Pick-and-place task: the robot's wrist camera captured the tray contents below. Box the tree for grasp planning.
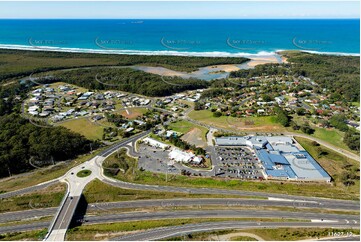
[344,129,360,151]
[296,108,306,116]
[194,102,203,111]
[329,114,349,132]
[213,111,222,117]
[261,94,273,102]
[300,123,315,135]
[274,106,290,127]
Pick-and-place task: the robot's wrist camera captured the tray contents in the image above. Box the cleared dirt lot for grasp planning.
[181,128,207,148]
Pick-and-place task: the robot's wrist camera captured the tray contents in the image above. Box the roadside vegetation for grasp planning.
[295,137,359,198]
[165,228,360,241]
[0,113,98,179]
[83,179,252,203]
[66,218,300,241]
[0,150,99,193]
[0,229,47,241]
[0,183,66,213]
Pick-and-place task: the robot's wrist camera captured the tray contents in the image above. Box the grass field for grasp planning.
[168,120,208,137]
[188,110,285,132]
[58,117,103,140]
[295,137,359,198]
[290,115,354,153]
[0,183,66,213]
[119,107,148,119]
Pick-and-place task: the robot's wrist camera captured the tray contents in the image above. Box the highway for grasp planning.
[0,209,358,234]
[111,221,358,241]
[100,175,360,205]
[1,197,359,225]
[0,126,358,241]
[79,210,359,224]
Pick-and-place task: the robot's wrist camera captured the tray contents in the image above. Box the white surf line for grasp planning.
[268,197,318,204]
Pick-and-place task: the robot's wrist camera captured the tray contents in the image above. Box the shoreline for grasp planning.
[0,44,359,58]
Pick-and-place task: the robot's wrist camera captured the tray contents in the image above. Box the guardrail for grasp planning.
[43,182,70,241]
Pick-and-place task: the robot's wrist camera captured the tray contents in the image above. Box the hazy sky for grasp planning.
[0,1,359,19]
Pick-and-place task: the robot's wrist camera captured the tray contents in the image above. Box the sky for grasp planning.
[0,1,359,19]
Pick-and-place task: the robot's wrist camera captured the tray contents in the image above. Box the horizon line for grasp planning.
[0,18,359,20]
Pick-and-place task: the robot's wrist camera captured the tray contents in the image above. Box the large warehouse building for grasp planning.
[215,136,331,182]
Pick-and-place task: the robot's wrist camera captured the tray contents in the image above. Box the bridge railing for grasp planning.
[44,183,70,240]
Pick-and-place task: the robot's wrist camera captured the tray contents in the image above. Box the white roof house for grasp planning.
[169,149,194,163]
[143,137,169,150]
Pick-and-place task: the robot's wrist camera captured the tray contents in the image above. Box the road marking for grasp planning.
[311,219,338,223]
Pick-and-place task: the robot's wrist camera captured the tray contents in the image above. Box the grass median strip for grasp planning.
[66,218,305,241]
[83,179,260,203]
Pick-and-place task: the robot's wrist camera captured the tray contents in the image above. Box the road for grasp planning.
[99,171,360,204]
[0,209,358,235]
[78,210,359,224]
[1,197,359,225]
[45,131,151,241]
[45,196,80,241]
[284,132,360,162]
[0,179,58,199]
[110,221,357,241]
[0,123,358,240]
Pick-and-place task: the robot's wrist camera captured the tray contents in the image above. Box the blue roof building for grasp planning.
[215,136,331,182]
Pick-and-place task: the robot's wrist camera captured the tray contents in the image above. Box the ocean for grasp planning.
[0,19,359,56]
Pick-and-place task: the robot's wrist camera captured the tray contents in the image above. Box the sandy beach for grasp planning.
[246,55,282,67]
